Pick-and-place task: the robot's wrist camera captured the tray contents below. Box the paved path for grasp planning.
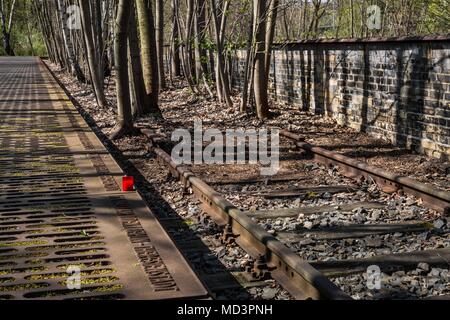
[0,57,207,300]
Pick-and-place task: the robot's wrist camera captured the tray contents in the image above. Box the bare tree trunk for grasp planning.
[25,1,35,56]
[0,0,17,56]
[302,0,307,38]
[282,6,290,40]
[93,0,107,79]
[128,3,146,116]
[155,0,166,90]
[174,0,198,92]
[240,8,255,113]
[42,2,62,65]
[107,0,115,69]
[79,0,107,108]
[264,0,278,80]
[209,0,233,107]
[57,0,85,82]
[111,0,134,140]
[335,0,342,38]
[185,0,196,82]
[53,1,69,67]
[218,0,231,98]
[253,0,269,119]
[194,0,207,82]
[34,0,53,60]
[136,0,162,116]
[350,0,355,38]
[171,0,181,77]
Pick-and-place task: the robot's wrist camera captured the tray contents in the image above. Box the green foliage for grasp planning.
[200,55,209,65]
[1,0,47,56]
[201,37,216,51]
[10,28,47,56]
[3,0,449,58]
[275,0,450,41]
[424,0,450,34]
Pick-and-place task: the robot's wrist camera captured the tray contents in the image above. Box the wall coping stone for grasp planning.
[273,35,450,48]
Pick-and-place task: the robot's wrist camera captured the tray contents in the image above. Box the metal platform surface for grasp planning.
[0,57,208,300]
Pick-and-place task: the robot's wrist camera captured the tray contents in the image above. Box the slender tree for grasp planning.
[209,0,233,108]
[171,0,181,77]
[264,0,278,80]
[57,0,85,82]
[111,0,134,139]
[253,0,269,119]
[79,0,107,108]
[136,0,162,116]
[0,0,17,56]
[129,2,147,116]
[194,0,207,82]
[240,6,255,113]
[155,0,166,90]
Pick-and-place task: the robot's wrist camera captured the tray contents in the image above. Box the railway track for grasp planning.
[142,129,450,300]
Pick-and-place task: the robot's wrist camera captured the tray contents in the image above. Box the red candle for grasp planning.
[122,176,135,192]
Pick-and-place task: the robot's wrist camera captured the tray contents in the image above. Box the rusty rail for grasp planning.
[143,130,351,300]
[280,130,450,215]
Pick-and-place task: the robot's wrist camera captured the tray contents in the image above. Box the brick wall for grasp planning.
[232,37,450,161]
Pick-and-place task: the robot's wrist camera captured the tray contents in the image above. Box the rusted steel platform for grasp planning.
[0,57,208,300]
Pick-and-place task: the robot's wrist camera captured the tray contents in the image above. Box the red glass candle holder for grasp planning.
[122,176,135,192]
